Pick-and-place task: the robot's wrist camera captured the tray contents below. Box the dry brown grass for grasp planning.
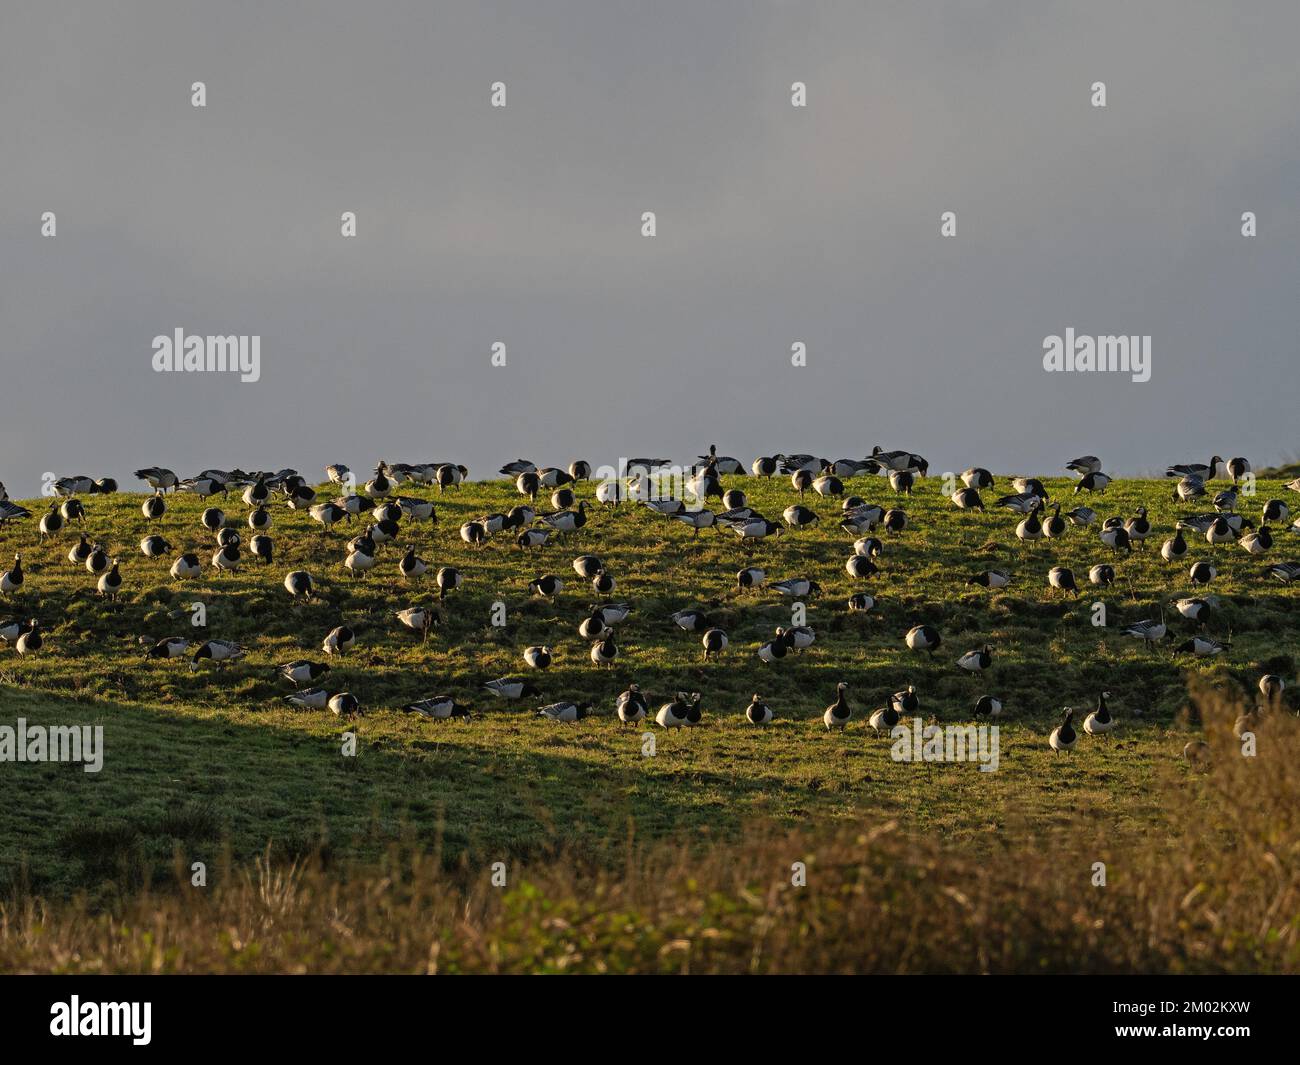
[2,692,1297,974]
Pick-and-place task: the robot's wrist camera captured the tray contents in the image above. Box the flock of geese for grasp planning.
[0,448,1296,753]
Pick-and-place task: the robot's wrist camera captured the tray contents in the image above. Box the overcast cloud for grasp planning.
[2,0,1297,494]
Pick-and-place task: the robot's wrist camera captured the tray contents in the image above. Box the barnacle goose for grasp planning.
[1066,455,1102,476]
[1189,561,1216,586]
[135,467,178,491]
[973,695,1003,718]
[590,629,619,667]
[211,543,240,572]
[698,445,745,476]
[1174,636,1229,656]
[888,470,914,495]
[1160,529,1188,562]
[405,696,471,720]
[328,692,361,717]
[460,520,488,546]
[190,639,245,671]
[284,570,314,599]
[1083,692,1114,736]
[1240,526,1273,555]
[782,504,819,529]
[529,574,564,598]
[364,463,393,498]
[757,631,791,662]
[1043,505,1067,538]
[38,504,64,539]
[1047,566,1079,596]
[1016,505,1044,543]
[772,577,821,597]
[1065,506,1097,527]
[1088,564,1115,587]
[1265,561,1300,583]
[435,566,462,600]
[1121,612,1167,644]
[996,491,1042,514]
[1073,471,1111,494]
[523,645,553,669]
[791,469,812,497]
[956,645,993,672]
[905,624,941,656]
[882,508,908,534]
[1259,674,1285,702]
[853,537,883,558]
[655,692,698,728]
[277,660,331,687]
[500,459,536,477]
[846,555,878,579]
[322,625,356,655]
[0,555,23,596]
[751,455,780,477]
[1166,456,1223,481]
[483,678,541,700]
[66,532,95,562]
[961,467,994,489]
[1173,597,1215,625]
[745,694,773,725]
[1262,499,1289,524]
[891,686,920,715]
[1172,475,1206,503]
[170,552,202,580]
[140,534,171,558]
[968,570,1010,590]
[249,535,273,565]
[822,682,851,731]
[1049,709,1077,752]
[591,602,631,626]
[1123,507,1152,548]
[868,702,900,735]
[325,463,352,486]
[343,546,376,578]
[950,487,984,511]
[616,684,648,723]
[736,567,765,591]
[86,545,110,575]
[15,620,42,656]
[700,627,728,660]
[1098,524,1131,553]
[143,636,189,661]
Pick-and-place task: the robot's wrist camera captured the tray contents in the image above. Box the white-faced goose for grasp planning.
[1015,506,1044,543]
[845,556,878,580]
[950,487,983,511]
[1049,709,1077,752]
[1189,561,1216,586]
[1240,526,1273,555]
[535,699,588,722]
[1174,596,1215,625]
[523,645,553,669]
[822,682,851,731]
[956,645,992,672]
[1088,564,1115,587]
[905,624,941,656]
[404,696,471,720]
[1174,636,1229,656]
[736,567,765,591]
[655,692,698,728]
[1121,612,1167,644]
[190,639,245,671]
[847,593,876,613]
[140,534,171,559]
[868,703,900,735]
[1160,529,1188,562]
[529,574,564,599]
[1266,562,1300,583]
[1073,471,1111,494]
[1066,455,1102,476]
[590,630,619,667]
[1166,456,1223,481]
[284,570,314,599]
[143,636,189,661]
[888,470,914,495]
[1083,692,1114,736]
[328,692,360,717]
[15,620,42,656]
[814,473,844,498]
[483,678,541,699]
[364,463,392,498]
[962,467,994,489]
[285,688,330,709]
[782,504,819,529]
[1047,566,1078,596]
[436,464,467,492]
[1,555,23,597]
[973,695,1003,718]
[1098,523,1131,553]
[322,625,356,655]
[135,467,178,492]
[995,491,1043,514]
[968,570,1010,590]
[39,504,64,538]
[170,553,202,580]
[698,627,728,661]
[277,660,331,687]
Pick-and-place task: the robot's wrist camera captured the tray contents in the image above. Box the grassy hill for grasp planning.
[0,471,1297,908]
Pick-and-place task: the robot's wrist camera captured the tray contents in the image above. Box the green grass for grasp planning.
[1,472,1296,900]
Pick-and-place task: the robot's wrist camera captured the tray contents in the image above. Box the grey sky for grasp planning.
[2,0,1297,496]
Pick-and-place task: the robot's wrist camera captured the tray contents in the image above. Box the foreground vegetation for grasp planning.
[0,469,1296,970]
[2,694,1296,973]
